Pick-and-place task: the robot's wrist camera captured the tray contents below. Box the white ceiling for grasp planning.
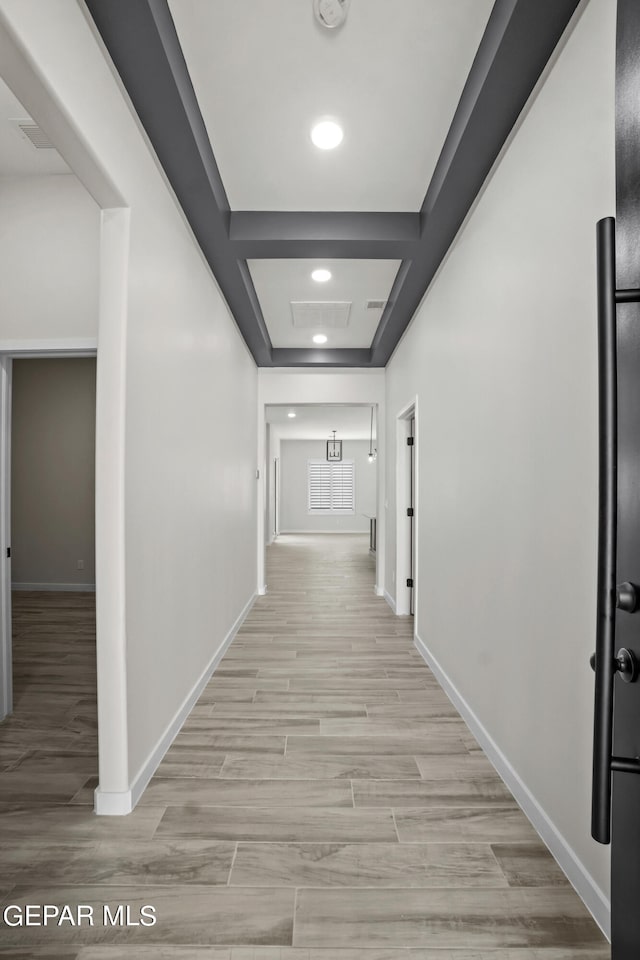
[249,258,399,348]
[0,77,70,177]
[266,404,375,440]
[168,0,494,212]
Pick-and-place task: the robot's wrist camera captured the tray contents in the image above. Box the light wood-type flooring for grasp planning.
[0,535,609,957]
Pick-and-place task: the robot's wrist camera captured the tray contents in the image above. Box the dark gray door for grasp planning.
[611,3,640,954]
[592,4,640,956]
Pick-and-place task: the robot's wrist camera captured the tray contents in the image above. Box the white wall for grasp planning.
[385,0,613,932]
[0,0,258,809]
[0,174,99,344]
[12,358,96,588]
[280,438,375,533]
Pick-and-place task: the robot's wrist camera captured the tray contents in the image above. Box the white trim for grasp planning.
[383,588,396,613]
[414,631,611,941]
[94,591,257,816]
[0,339,97,356]
[92,788,131,817]
[12,582,96,592]
[279,529,368,535]
[375,584,384,597]
[257,584,268,596]
[394,399,418,617]
[94,206,130,799]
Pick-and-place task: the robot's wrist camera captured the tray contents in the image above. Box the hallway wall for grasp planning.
[280,438,375,534]
[11,358,96,589]
[0,174,99,344]
[385,0,613,930]
[0,0,258,808]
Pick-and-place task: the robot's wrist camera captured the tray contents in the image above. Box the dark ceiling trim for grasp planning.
[229,212,420,260]
[84,0,582,368]
[270,348,375,368]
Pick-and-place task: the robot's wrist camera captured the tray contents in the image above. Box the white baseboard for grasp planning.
[12,582,96,592]
[383,588,396,612]
[413,632,611,941]
[279,529,368,535]
[375,585,384,597]
[94,591,257,816]
[257,584,268,596]
[93,788,131,816]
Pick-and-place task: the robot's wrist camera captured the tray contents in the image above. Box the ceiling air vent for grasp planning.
[313,0,350,29]
[14,119,55,149]
[366,299,387,310]
[291,302,351,329]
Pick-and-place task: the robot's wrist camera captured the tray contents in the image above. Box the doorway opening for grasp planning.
[262,403,379,594]
[4,357,97,790]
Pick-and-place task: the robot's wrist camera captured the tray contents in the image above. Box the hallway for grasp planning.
[0,534,608,955]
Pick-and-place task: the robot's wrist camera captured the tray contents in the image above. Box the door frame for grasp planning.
[395,398,418,618]
[273,455,280,539]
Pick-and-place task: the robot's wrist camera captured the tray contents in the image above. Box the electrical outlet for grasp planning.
[77,560,84,570]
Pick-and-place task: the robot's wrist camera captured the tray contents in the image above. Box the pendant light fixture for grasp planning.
[368,406,377,462]
[327,430,342,462]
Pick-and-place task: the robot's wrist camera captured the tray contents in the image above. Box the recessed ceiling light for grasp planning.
[311,119,343,150]
[287,411,296,418]
[313,334,328,344]
[311,268,331,283]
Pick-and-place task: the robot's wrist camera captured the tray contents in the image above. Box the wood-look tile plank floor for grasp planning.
[0,536,609,958]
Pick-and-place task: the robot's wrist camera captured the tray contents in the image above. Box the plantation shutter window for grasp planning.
[308,460,355,515]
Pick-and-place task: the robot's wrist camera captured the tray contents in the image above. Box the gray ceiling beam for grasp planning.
[370,0,581,365]
[269,348,376,368]
[83,0,273,365]
[85,0,582,369]
[229,212,421,260]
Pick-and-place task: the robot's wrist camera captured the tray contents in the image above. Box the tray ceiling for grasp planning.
[83,0,583,368]
[249,259,400,349]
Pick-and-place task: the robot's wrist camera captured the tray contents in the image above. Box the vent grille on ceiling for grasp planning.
[291,301,352,328]
[15,120,55,149]
[366,299,387,310]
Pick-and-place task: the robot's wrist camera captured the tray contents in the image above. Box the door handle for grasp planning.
[592,218,640,845]
[589,647,639,684]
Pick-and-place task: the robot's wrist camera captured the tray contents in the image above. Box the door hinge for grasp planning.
[407,436,414,446]
[406,578,414,588]
[406,507,414,517]
[6,547,10,559]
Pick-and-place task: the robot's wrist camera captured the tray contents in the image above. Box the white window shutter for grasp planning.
[308,460,355,515]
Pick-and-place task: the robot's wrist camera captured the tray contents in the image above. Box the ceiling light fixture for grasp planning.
[311,119,343,150]
[368,406,377,463]
[327,430,342,462]
[288,411,296,418]
[313,334,328,344]
[311,268,331,283]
